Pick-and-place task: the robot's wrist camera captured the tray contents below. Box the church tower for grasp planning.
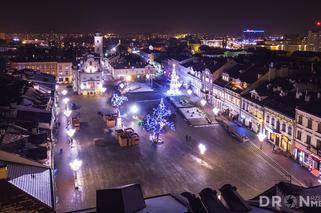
[94,33,103,58]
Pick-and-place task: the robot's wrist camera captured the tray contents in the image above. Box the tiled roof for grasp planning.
[0,151,53,212]
[298,100,321,117]
[0,181,54,213]
[4,162,53,207]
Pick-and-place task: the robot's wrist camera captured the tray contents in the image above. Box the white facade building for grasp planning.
[73,55,104,95]
[295,103,321,177]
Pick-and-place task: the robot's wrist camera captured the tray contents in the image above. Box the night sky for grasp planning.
[0,0,320,34]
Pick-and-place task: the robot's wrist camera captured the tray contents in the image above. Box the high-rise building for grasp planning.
[307,29,321,52]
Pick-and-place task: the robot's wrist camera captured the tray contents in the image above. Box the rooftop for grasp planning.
[0,150,54,212]
[109,53,148,69]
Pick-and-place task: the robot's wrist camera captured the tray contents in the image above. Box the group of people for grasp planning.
[185,135,192,142]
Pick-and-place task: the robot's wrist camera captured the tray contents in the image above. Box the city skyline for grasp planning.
[0,0,320,34]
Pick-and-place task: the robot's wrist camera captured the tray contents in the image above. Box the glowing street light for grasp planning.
[130,104,139,119]
[66,128,76,138]
[61,89,68,96]
[187,89,192,95]
[119,83,125,89]
[63,97,70,104]
[130,104,139,114]
[70,159,82,172]
[146,74,150,79]
[257,132,266,150]
[64,109,72,117]
[198,143,207,163]
[100,87,106,93]
[212,107,220,115]
[200,99,206,107]
[69,159,82,189]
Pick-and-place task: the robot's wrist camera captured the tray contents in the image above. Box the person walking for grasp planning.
[189,135,192,141]
[185,135,188,142]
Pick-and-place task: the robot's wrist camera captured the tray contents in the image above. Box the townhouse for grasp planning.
[295,100,321,177]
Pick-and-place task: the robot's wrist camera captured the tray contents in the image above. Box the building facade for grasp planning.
[307,30,321,52]
[11,61,73,84]
[264,107,294,154]
[295,105,321,177]
[73,55,104,95]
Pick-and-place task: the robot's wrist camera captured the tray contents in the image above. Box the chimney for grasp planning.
[257,73,262,79]
[0,164,8,180]
[296,89,300,99]
[305,91,310,102]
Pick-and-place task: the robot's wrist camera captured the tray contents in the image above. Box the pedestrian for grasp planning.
[60,148,63,154]
[185,135,188,142]
[189,135,192,141]
[272,144,276,152]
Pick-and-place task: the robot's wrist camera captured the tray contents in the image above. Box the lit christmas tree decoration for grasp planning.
[142,98,175,144]
[111,93,128,111]
[166,64,181,96]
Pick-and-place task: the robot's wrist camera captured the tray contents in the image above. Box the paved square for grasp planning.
[55,91,292,212]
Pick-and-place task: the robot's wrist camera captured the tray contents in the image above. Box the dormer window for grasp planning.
[222,73,229,81]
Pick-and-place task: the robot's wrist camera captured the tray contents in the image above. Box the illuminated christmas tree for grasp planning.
[166,64,181,96]
[142,98,175,143]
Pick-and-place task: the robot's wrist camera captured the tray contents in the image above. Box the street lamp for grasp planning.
[187,89,192,95]
[212,107,220,115]
[64,109,72,117]
[257,132,266,150]
[69,159,82,189]
[198,143,207,163]
[63,97,70,104]
[61,89,68,96]
[200,99,206,107]
[66,128,76,138]
[130,104,139,119]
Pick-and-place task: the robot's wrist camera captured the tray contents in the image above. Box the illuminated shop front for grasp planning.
[265,126,292,153]
[294,142,321,179]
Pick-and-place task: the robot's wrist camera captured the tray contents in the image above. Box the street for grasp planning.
[55,90,293,212]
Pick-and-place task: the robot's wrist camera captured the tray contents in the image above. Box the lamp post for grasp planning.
[187,89,192,95]
[198,143,207,163]
[212,107,220,116]
[66,128,76,138]
[130,104,139,119]
[61,89,68,96]
[64,109,72,117]
[69,159,82,189]
[257,132,266,150]
[63,97,69,105]
[200,99,206,107]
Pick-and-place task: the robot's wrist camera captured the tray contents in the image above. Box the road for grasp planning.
[54,89,291,212]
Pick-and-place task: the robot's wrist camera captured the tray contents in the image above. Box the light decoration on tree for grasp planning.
[142,98,175,143]
[111,93,128,111]
[166,64,181,96]
[111,93,128,128]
